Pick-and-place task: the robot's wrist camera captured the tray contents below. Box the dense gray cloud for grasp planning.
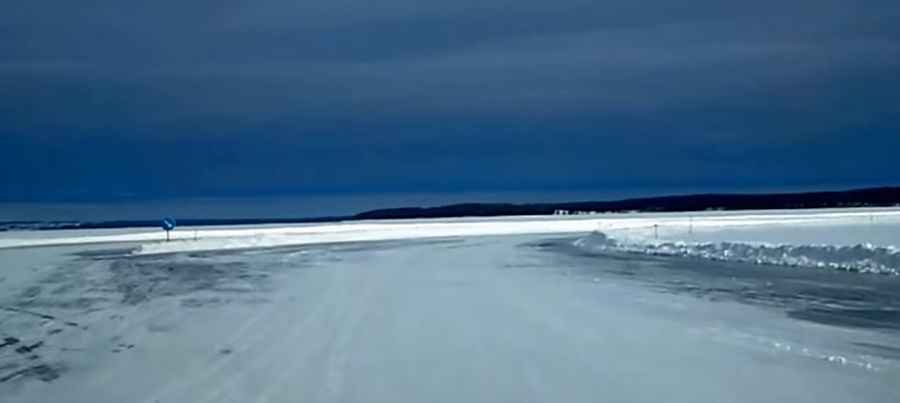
[1,0,899,203]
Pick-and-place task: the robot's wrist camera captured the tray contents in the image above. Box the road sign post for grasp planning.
[161,217,177,242]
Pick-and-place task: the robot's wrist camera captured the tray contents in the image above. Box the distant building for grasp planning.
[554,209,597,216]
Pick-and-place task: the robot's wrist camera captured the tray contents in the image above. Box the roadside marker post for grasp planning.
[161,217,177,242]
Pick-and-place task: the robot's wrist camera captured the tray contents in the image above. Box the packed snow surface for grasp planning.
[2,208,900,402]
[2,235,899,402]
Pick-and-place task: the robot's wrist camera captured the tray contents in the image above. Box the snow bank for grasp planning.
[133,220,600,255]
[572,207,900,275]
[575,232,900,275]
[135,207,900,255]
[2,207,899,256]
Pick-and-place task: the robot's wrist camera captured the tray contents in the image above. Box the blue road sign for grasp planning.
[161,217,177,231]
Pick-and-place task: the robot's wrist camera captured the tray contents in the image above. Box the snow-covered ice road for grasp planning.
[1,234,899,402]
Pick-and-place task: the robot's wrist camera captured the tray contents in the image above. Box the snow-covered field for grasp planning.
[3,207,900,258]
[1,208,899,402]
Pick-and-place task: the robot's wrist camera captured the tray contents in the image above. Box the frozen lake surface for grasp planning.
[1,211,899,402]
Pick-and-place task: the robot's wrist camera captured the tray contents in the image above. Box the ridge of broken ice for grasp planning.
[574,232,900,275]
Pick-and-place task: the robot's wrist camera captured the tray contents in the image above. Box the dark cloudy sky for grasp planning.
[2,0,899,206]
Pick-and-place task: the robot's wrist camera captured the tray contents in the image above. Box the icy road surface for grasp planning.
[2,234,899,402]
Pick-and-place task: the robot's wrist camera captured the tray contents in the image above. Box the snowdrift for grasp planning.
[574,232,900,275]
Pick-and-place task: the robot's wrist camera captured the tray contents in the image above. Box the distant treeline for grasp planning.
[353,186,900,220]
